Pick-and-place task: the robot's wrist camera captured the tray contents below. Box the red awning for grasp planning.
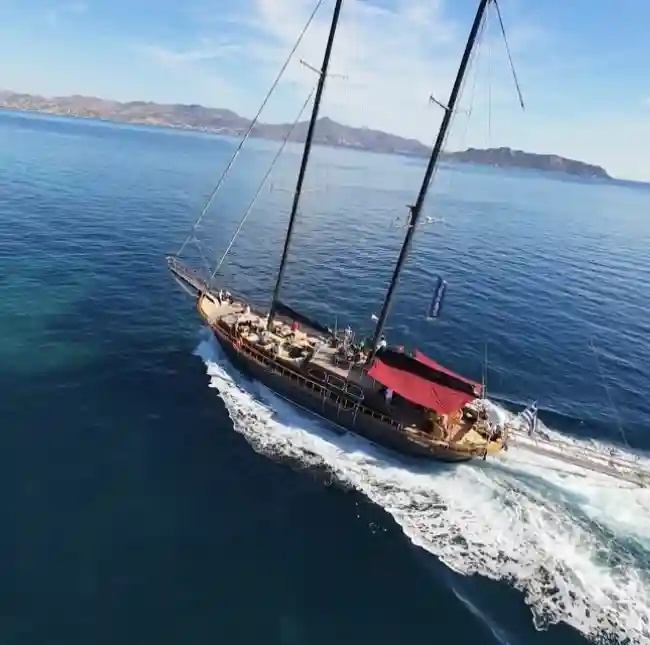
[367,355,477,415]
[414,349,482,395]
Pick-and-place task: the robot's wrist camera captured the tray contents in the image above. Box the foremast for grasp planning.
[268,0,345,327]
[367,0,491,362]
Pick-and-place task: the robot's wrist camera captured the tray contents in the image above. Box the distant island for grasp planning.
[0,90,610,179]
[443,147,610,179]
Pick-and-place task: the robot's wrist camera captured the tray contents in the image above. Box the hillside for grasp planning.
[0,90,610,178]
[443,146,610,179]
[0,90,429,156]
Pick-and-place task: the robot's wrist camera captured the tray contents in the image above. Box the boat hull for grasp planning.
[208,323,475,463]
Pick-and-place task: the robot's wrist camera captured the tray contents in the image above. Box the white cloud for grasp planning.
[65,1,87,12]
[132,37,248,110]
[243,0,469,140]
[140,0,540,134]
[135,39,241,70]
[207,0,540,143]
[47,1,87,25]
[138,0,650,180]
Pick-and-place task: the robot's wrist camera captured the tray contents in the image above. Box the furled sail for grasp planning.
[272,300,332,335]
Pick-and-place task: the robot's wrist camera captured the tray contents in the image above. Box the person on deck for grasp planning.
[342,326,352,353]
[377,334,387,353]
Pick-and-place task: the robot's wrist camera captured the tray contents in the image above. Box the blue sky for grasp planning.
[1,0,649,181]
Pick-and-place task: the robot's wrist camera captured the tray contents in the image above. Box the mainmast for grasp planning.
[367,0,490,361]
[268,0,344,325]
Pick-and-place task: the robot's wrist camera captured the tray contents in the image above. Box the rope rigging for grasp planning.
[393,6,489,231]
[209,85,317,286]
[492,0,525,110]
[589,339,632,451]
[395,0,522,232]
[175,0,325,261]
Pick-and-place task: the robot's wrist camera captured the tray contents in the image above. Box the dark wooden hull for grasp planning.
[208,322,473,463]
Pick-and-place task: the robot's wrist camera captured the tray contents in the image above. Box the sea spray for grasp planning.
[195,332,650,645]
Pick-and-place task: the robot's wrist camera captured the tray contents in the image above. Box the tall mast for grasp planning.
[367,0,490,361]
[268,0,344,324]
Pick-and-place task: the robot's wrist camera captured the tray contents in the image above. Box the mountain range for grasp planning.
[0,90,610,179]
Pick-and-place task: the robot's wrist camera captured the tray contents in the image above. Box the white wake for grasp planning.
[195,332,650,644]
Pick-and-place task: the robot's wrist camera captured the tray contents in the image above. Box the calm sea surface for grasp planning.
[1,109,650,645]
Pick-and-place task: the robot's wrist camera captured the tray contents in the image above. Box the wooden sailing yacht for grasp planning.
[168,0,508,462]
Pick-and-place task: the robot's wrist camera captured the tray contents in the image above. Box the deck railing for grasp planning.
[198,297,494,457]
[210,316,402,430]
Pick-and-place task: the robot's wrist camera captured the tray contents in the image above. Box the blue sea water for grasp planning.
[1,108,650,645]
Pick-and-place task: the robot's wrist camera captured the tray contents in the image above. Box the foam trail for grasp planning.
[194,332,650,645]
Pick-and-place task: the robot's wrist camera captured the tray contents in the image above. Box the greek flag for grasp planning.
[427,276,447,319]
[520,402,538,436]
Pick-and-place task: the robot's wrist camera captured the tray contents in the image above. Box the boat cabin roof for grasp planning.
[367,348,481,415]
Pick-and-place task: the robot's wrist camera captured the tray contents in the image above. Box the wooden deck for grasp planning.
[200,292,373,390]
[192,285,503,455]
[169,266,650,478]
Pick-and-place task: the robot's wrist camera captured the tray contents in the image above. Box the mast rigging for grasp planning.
[268,0,345,326]
[367,0,491,362]
[173,0,325,275]
[209,85,318,281]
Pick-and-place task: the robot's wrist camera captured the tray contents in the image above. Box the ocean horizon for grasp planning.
[3,106,646,186]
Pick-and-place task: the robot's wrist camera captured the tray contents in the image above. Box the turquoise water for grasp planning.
[2,109,650,644]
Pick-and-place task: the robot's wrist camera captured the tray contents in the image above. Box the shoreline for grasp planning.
[0,102,613,181]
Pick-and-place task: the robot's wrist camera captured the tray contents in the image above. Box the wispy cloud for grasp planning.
[133,35,247,108]
[47,1,88,26]
[141,0,540,144]
[132,0,650,180]
[4,0,649,180]
[135,39,241,70]
[240,0,465,138]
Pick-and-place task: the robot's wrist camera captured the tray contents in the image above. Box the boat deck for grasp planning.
[200,293,360,369]
[200,292,379,394]
[167,260,647,477]
[191,286,501,454]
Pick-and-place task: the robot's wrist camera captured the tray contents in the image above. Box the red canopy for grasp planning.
[367,350,480,415]
[414,349,482,395]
